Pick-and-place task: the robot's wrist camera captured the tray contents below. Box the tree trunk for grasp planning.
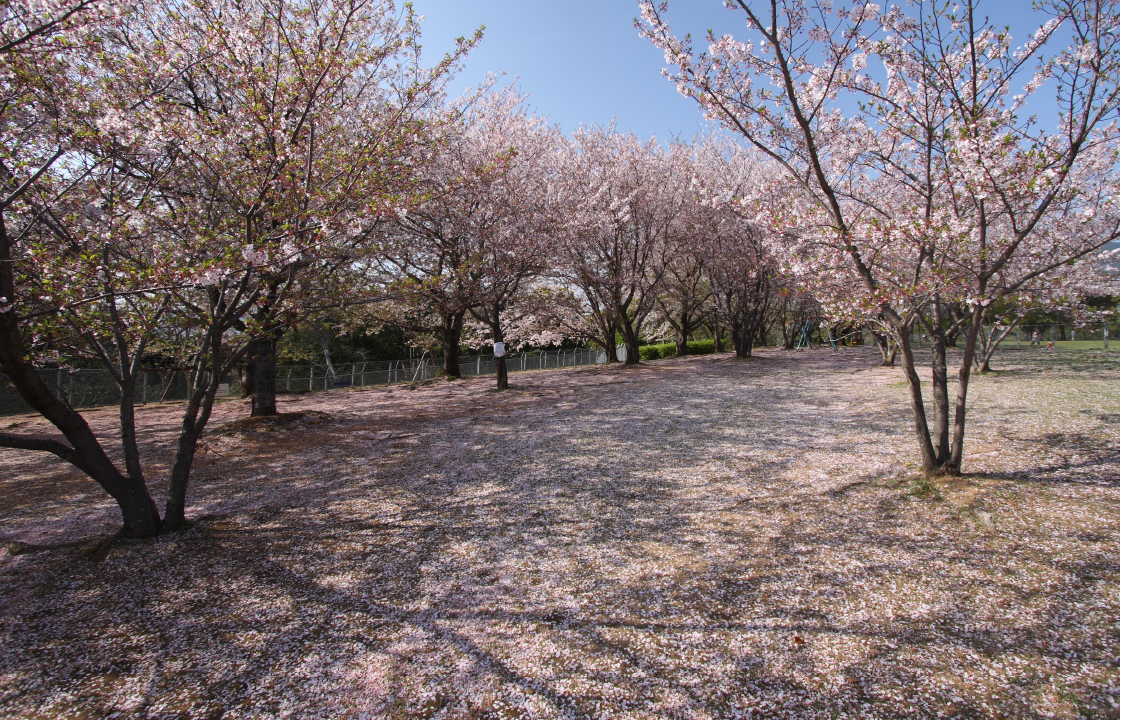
[495,354,508,390]
[489,309,509,391]
[975,321,1017,373]
[117,372,146,485]
[929,337,951,466]
[782,320,797,350]
[236,354,256,399]
[948,304,984,472]
[732,315,754,358]
[894,329,941,476]
[676,309,690,356]
[603,337,619,363]
[251,336,278,416]
[440,311,465,378]
[755,322,768,349]
[621,319,641,365]
[164,360,223,530]
[164,387,212,530]
[869,324,897,366]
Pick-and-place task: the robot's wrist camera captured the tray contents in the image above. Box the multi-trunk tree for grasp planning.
[0,0,472,535]
[640,0,1118,476]
[550,128,685,364]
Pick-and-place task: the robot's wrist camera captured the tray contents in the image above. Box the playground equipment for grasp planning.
[795,319,838,351]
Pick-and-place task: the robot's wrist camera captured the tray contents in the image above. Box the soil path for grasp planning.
[0,346,1117,718]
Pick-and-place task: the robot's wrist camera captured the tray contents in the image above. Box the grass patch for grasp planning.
[909,474,944,499]
[638,339,716,360]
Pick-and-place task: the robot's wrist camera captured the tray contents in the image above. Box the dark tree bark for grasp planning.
[603,335,620,363]
[495,353,508,390]
[251,335,278,416]
[236,352,256,400]
[593,315,619,363]
[729,310,750,358]
[620,313,642,365]
[478,301,509,390]
[894,329,941,475]
[782,317,805,350]
[723,277,770,359]
[930,336,951,461]
[948,304,985,469]
[755,314,773,348]
[675,309,690,356]
[164,322,248,530]
[440,311,465,378]
[890,297,987,477]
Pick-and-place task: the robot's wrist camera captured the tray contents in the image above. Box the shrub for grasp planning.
[636,339,716,360]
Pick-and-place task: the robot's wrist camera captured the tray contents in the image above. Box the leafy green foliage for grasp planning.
[638,339,715,360]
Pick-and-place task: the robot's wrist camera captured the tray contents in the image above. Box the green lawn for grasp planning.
[991,339,1119,351]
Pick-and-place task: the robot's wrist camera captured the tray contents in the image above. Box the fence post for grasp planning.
[286,367,292,392]
[142,371,148,405]
[476,355,480,376]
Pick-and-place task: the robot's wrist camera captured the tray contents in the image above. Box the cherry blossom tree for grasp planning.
[114,0,472,417]
[640,0,1118,476]
[0,0,475,535]
[691,137,783,358]
[653,194,714,356]
[551,127,685,364]
[370,83,534,379]
[0,0,169,537]
[462,91,564,389]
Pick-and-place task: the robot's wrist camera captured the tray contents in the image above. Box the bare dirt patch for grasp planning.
[0,346,1117,718]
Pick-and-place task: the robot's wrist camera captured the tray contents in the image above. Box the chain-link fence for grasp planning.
[789,322,1116,348]
[0,348,606,417]
[267,348,604,393]
[0,368,197,417]
[905,322,1115,348]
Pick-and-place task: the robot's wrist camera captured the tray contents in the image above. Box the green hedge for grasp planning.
[637,339,715,360]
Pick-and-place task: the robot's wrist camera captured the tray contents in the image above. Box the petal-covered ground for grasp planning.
[0,346,1117,719]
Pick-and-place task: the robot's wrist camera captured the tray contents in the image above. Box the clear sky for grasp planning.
[410,0,1054,141]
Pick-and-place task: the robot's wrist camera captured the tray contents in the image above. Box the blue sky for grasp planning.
[411,0,1053,141]
[411,0,752,139]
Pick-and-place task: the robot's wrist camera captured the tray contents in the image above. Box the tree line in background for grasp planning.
[0,0,1116,537]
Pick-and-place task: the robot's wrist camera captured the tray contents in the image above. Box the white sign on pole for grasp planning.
[493,342,506,358]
